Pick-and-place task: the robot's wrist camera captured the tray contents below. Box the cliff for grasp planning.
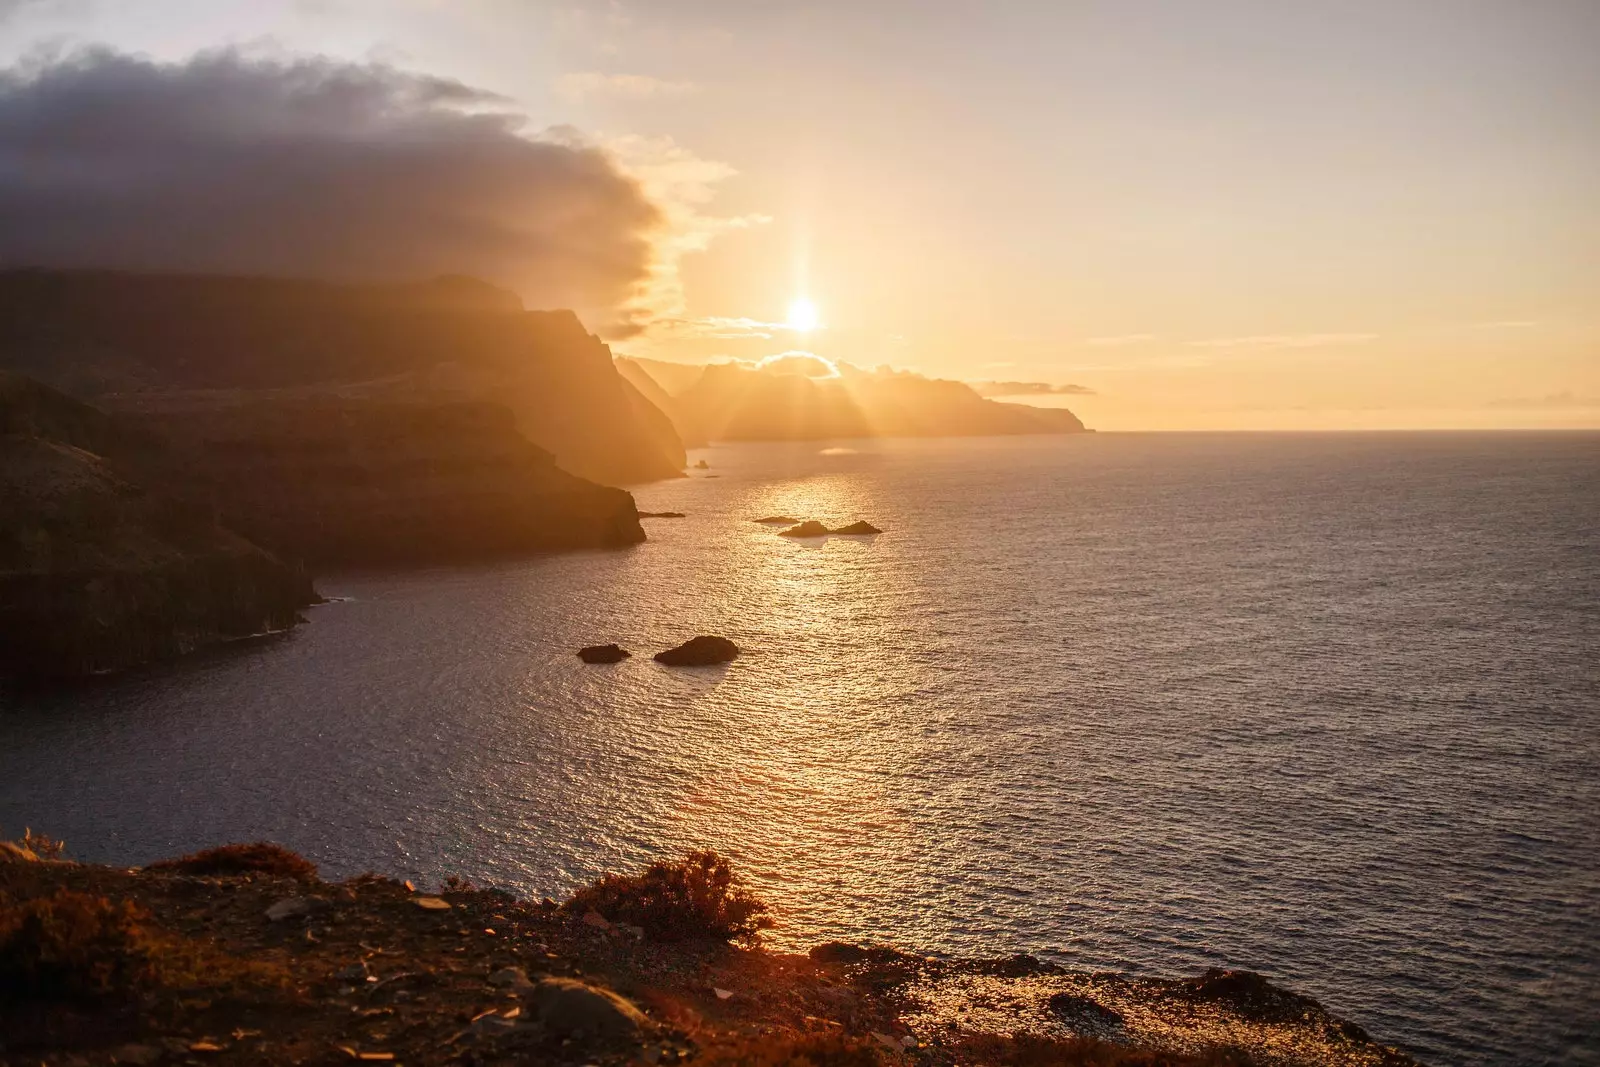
[631,359,1088,443]
[119,395,647,566]
[0,841,1420,1067]
[0,374,313,680]
[0,270,686,485]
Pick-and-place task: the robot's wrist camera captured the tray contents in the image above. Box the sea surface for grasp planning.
[3,432,1597,1065]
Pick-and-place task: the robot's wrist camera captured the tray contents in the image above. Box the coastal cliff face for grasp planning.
[0,270,686,485]
[0,375,313,679]
[627,358,1088,443]
[126,397,647,566]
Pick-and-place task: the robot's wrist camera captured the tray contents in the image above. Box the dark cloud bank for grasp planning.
[0,49,659,319]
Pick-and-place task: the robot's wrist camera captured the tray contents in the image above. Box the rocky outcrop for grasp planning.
[654,635,740,666]
[0,373,314,679]
[127,396,646,566]
[830,521,882,535]
[0,270,686,485]
[753,516,802,525]
[779,521,831,538]
[577,644,631,664]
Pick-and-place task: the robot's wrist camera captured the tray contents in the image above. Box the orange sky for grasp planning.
[2,0,1596,429]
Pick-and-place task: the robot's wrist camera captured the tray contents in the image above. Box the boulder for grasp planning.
[654,635,739,666]
[1048,991,1124,1028]
[830,521,882,535]
[693,460,710,470]
[528,977,649,1041]
[779,521,830,538]
[578,644,631,664]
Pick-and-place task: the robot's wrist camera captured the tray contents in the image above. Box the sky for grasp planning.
[1,0,1596,429]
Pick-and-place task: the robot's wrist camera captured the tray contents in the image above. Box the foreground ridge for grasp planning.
[0,843,1420,1066]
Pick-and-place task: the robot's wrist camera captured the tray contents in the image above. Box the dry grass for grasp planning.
[0,889,157,1000]
[699,1032,887,1066]
[565,849,775,944]
[145,842,317,880]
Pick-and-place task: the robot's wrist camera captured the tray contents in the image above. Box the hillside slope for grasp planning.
[0,270,686,485]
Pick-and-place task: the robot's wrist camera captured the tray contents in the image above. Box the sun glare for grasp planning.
[787,297,821,333]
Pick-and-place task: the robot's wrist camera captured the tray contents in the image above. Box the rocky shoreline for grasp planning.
[0,843,1420,1067]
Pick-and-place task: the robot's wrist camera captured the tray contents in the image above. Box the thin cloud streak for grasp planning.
[1188,333,1378,350]
[556,71,700,100]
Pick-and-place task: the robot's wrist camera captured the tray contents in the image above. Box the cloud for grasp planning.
[1188,333,1377,350]
[1488,391,1600,409]
[969,380,1097,398]
[556,71,699,100]
[0,48,663,325]
[1084,334,1157,347]
[600,132,771,338]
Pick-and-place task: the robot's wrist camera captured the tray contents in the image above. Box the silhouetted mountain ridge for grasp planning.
[0,269,685,485]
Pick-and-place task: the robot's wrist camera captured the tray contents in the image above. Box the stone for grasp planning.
[0,841,38,863]
[529,977,650,1041]
[489,966,535,991]
[693,460,710,469]
[336,961,372,983]
[1048,991,1124,1028]
[582,909,612,930]
[413,896,452,911]
[779,520,830,538]
[578,644,631,664]
[654,635,740,667]
[638,512,686,518]
[830,520,882,535]
[753,516,802,525]
[265,896,316,922]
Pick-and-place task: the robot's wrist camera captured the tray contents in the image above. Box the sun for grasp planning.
[786,297,821,333]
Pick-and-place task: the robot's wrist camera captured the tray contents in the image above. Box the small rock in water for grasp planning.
[753,515,802,525]
[654,635,740,666]
[638,511,686,518]
[830,520,882,535]
[693,459,710,469]
[578,644,631,664]
[779,520,830,538]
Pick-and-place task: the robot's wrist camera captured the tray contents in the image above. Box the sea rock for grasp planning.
[0,841,39,863]
[578,644,631,664]
[528,977,650,1041]
[830,521,882,535]
[654,636,740,666]
[693,460,710,469]
[753,516,802,525]
[779,521,830,538]
[638,512,686,518]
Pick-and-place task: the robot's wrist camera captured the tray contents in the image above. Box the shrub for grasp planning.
[145,842,317,880]
[951,1033,1262,1066]
[19,828,67,860]
[565,850,774,944]
[0,889,158,1000]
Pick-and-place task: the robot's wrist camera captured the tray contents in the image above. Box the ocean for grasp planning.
[2,432,1596,1065]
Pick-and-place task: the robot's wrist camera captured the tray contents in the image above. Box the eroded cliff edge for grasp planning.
[0,373,313,679]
